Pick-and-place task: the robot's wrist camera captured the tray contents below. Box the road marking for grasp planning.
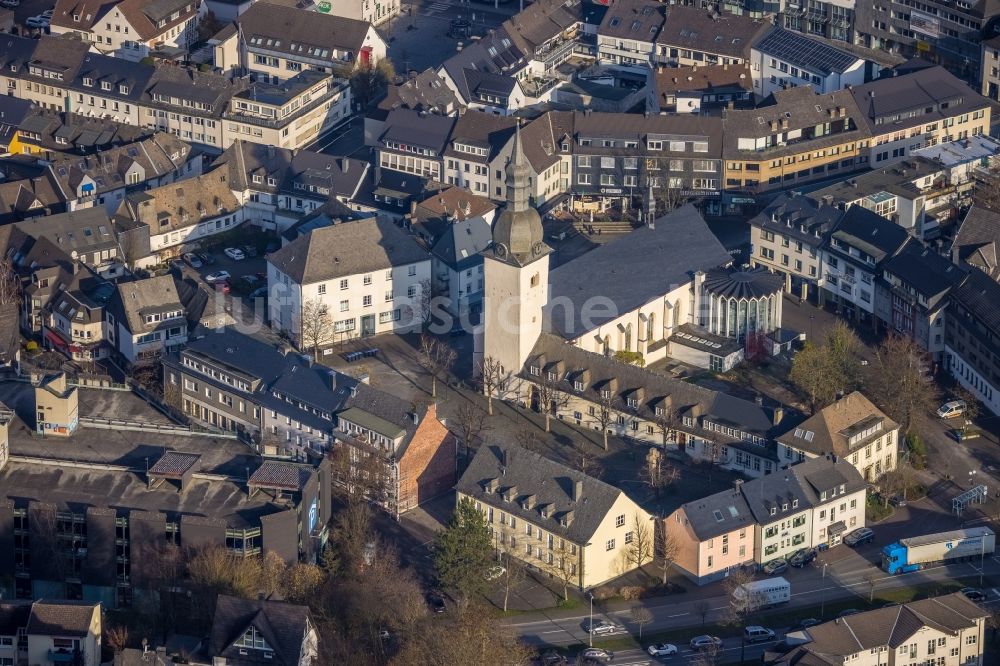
[667,612,690,618]
[540,630,564,634]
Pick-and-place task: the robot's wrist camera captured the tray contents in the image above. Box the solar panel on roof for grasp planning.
[757,28,856,75]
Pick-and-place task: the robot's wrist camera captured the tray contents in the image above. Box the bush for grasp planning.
[25,341,38,352]
[198,63,212,72]
[906,433,927,469]
[592,587,617,601]
[613,350,645,367]
[618,586,643,601]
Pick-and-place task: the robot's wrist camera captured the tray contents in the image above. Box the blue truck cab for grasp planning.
[881,542,918,575]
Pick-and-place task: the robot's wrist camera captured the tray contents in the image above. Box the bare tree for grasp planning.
[452,402,490,462]
[865,335,938,433]
[105,626,129,654]
[593,390,618,451]
[651,403,679,450]
[498,552,526,613]
[954,386,981,436]
[694,599,711,626]
[643,447,678,499]
[623,515,654,574]
[417,333,456,398]
[574,447,604,479]
[543,546,579,602]
[703,436,729,488]
[530,373,567,433]
[655,523,680,585]
[631,605,654,639]
[478,355,504,415]
[0,256,20,307]
[724,567,760,665]
[299,299,333,360]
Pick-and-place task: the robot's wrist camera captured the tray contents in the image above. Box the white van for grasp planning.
[937,400,967,419]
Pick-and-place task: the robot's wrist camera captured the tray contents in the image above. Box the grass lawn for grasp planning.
[866,495,895,523]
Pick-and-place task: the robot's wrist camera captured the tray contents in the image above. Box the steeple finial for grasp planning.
[506,124,530,213]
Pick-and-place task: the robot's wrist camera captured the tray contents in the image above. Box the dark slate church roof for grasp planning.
[702,266,784,300]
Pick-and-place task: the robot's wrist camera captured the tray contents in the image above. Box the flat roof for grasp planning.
[912,135,1000,168]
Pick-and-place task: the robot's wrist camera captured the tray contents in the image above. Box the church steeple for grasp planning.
[490,124,549,267]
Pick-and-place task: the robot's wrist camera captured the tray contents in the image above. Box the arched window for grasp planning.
[603,335,610,356]
[625,323,632,351]
[672,300,681,328]
[647,312,655,342]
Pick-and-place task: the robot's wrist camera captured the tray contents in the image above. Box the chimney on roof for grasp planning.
[573,479,583,501]
[341,158,349,173]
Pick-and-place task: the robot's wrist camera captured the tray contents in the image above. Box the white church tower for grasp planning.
[478,125,551,386]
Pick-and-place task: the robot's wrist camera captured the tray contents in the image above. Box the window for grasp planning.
[606,539,615,551]
[625,531,633,544]
[317,284,326,295]
[362,295,372,307]
[340,278,348,290]
[339,300,349,312]
[616,514,625,527]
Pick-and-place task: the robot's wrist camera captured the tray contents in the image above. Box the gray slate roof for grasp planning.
[209,595,312,666]
[951,206,1000,281]
[234,2,374,56]
[380,108,457,154]
[430,215,492,271]
[680,488,755,541]
[951,267,1000,335]
[456,442,627,544]
[740,454,865,525]
[545,205,731,339]
[752,26,860,75]
[266,217,429,285]
[750,194,841,250]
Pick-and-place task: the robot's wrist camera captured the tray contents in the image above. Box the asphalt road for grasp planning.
[509,535,1000,663]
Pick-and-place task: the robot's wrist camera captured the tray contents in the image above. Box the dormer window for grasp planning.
[73,13,80,20]
[83,77,93,87]
[573,381,583,391]
[601,389,612,399]
[792,499,798,508]
[769,507,776,516]
[626,398,638,408]
[234,626,270,651]
[119,84,129,94]
[101,81,111,91]
[546,371,557,381]
[529,365,540,376]
[782,503,788,511]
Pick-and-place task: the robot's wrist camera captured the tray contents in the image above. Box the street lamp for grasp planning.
[588,592,595,647]
[820,561,828,618]
[970,469,978,488]
[809,315,815,341]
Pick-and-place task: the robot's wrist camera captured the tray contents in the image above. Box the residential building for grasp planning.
[441,112,517,199]
[410,186,498,245]
[911,135,1000,220]
[436,31,531,114]
[208,596,318,666]
[749,193,841,301]
[569,112,725,214]
[820,205,910,326]
[377,108,456,182]
[668,454,866,576]
[980,35,1000,103]
[7,110,152,160]
[266,217,431,345]
[115,169,243,262]
[15,208,125,276]
[849,64,992,168]
[43,272,112,363]
[501,0,587,78]
[105,274,190,364]
[667,489,756,585]
[652,63,754,114]
[780,0,856,42]
[50,0,203,61]
[770,593,988,666]
[750,26,870,98]
[596,0,665,67]
[655,7,768,68]
[25,601,102,666]
[212,3,387,82]
[951,207,1000,282]
[0,426,331,603]
[944,269,1000,416]
[0,97,33,155]
[512,110,574,207]
[854,0,999,79]
[807,157,949,239]
[164,329,457,513]
[429,215,491,321]
[721,86,870,213]
[456,442,654,589]
[48,132,201,214]
[775,391,900,481]
[213,141,369,232]
[875,239,967,359]
[375,68,463,120]
[748,454,866,562]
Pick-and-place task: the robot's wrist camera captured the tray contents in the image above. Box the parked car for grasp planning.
[26,16,50,27]
[426,593,445,613]
[214,281,231,295]
[789,547,818,568]
[540,650,568,665]
[205,270,231,283]
[580,648,614,662]
[795,618,820,630]
[888,494,907,507]
[647,643,677,656]
[223,247,246,261]
[240,274,261,287]
[689,636,722,651]
[0,0,21,9]
[744,626,775,644]
[962,588,987,602]
[241,244,258,258]
[586,621,620,636]
[41,8,53,17]
[937,400,967,419]
[182,252,203,268]
[762,558,788,575]
[844,527,875,547]
[249,286,268,300]
[950,427,982,441]
[199,252,216,265]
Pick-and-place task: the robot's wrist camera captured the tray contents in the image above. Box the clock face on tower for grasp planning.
[532,242,544,257]
[495,243,508,258]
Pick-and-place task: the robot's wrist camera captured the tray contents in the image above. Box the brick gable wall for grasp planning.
[396,403,455,515]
